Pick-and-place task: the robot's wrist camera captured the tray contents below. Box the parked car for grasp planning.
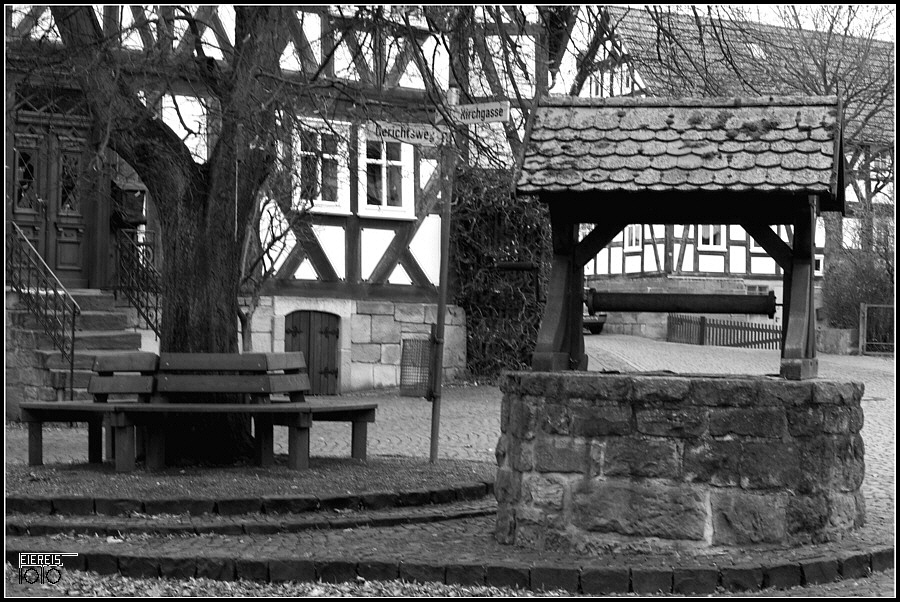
[583,287,607,335]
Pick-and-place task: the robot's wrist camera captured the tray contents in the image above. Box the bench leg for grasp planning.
[28,422,43,466]
[351,421,368,461]
[287,426,310,470]
[106,424,115,461]
[145,426,165,470]
[135,426,147,463]
[114,426,136,472]
[87,419,103,464]
[255,416,274,467]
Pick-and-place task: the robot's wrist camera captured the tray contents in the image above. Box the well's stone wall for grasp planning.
[495,372,865,554]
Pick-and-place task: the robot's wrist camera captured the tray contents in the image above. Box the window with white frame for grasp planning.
[624,224,642,251]
[698,224,725,250]
[359,134,414,218]
[289,121,350,214]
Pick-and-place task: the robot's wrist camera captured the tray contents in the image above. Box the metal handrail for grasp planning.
[6,221,81,400]
[115,228,161,337]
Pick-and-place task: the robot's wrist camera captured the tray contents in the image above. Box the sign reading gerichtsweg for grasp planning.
[367,122,448,147]
[452,100,510,124]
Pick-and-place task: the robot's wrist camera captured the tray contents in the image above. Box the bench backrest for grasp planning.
[88,352,159,397]
[158,352,306,373]
[155,352,310,396]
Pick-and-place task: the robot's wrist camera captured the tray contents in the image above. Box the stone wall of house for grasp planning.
[248,296,466,394]
[495,371,865,553]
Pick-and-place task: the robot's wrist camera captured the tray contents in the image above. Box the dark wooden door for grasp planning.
[10,126,89,288]
[285,311,340,395]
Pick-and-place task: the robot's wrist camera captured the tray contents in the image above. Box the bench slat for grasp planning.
[156,374,309,394]
[88,375,154,395]
[92,352,159,373]
[158,352,306,373]
[262,352,307,373]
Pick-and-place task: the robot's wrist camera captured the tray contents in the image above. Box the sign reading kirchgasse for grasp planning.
[452,100,510,124]
[367,122,447,147]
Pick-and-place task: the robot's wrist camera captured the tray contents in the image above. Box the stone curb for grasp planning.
[6,502,498,537]
[3,545,893,595]
[5,480,494,517]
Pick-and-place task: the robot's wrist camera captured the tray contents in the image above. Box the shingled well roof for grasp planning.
[517,95,845,207]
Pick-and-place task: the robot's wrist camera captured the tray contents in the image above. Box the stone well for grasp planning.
[494,372,865,553]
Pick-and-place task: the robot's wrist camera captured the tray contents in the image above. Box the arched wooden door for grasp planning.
[285,311,340,395]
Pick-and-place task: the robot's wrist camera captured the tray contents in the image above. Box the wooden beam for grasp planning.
[742,223,792,271]
[471,28,521,156]
[287,11,319,75]
[14,5,46,37]
[574,221,626,266]
[205,7,235,61]
[341,28,375,85]
[384,36,415,89]
[129,6,156,49]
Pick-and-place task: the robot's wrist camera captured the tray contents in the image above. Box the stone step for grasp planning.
[15,329,142,351]
[31,349,152,371]
[7,289,121,312]
[5,499,497,538]
[9,310,131,332]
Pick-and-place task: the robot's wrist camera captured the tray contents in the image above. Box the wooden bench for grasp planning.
[19,402,114,466]
[87,352,159,460]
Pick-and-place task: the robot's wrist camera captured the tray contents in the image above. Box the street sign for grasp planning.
[367,122,448,147]
[452,100,510,124]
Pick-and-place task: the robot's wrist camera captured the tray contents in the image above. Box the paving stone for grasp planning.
[158,557,196,579]
[763,563,802,589]
[196,558,235,581]
[269,559,316,583]
[94,498,143,516]
[720,565,763,591]
[52,497,94,515]
[581,566,631,594]
[632,567,673,594]
[316,560,358,583]
[119,556,159,579]
[143,499,215,516]
[871,547,894,572]
[6,497,52,514]
[235,558,269,582]
[445,562,485,586]
[486,563,529,589]
[400,561,445,584]
[85,553,118,575]
[673,566,719,594]
[216,498,263,515]
[357,560,400,582]
[838,552,871,579]
[262,495,319,514]
[800,557,839,585]
[530,564,579,593]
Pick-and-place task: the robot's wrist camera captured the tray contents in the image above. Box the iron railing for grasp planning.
[115,228,161,337]
[6,221,81,400]
[859,304,894,355]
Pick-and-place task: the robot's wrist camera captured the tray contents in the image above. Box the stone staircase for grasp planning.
[5,288,146,419]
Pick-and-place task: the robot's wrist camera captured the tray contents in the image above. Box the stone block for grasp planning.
[485,563,529,590]
[235,558,269,581]
[673,567,719,594]
[269,559,316,582]
[401,322,432,335]
[581,567,630,594]
[400,562,445,584]
[870,547,894,572]
[739,441,802,489]
[762,563,801,589]
[494,468,522,505]
[522,474,565,509]
[636,407,707,437]
[530,565,579,593]
[52,497,94,515]
[352,343,382,363]
[508,396,542,439]
[360,490,398,510]
[395,303,425,323]
[144,499,215,516]
[603,437,681,478]
[822,406,864,434]
[351,315,371,343]
[563,374,632,402]
[572,480,707,540]
[720,565,763,591]
[94,498,142,516]
[119,556,159,579]
[373,364,398,388]
[86,553,119,575]
[381,344,401,365]
[630,376,692,404]
[756,379,813,406]
[786,407,824,437]
[371,315,401,343]
[632,568,673,594]
[812,381,864,405]
[316,560,358,583]
[216,498,262,515]
[357,301,394,315]
[711,490,787,545]
[800,557,839,585]
[7,496,52,514]
[688,378,759,407]
[446,563,485,586]
[195,557,235,581]
[494,504,517,544]
[571,402,633,437]
[709,407,786,438]
[262,495,319,514]
[683,439,742,486]
[534,435,591,473]
[838,552,871,579]
[539,403,572,435]
[350,365,374,391]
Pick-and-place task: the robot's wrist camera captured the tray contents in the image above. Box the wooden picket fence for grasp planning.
[667,314,782,350]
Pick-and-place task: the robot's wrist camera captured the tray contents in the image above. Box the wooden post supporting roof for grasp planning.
[517,95,846,380]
